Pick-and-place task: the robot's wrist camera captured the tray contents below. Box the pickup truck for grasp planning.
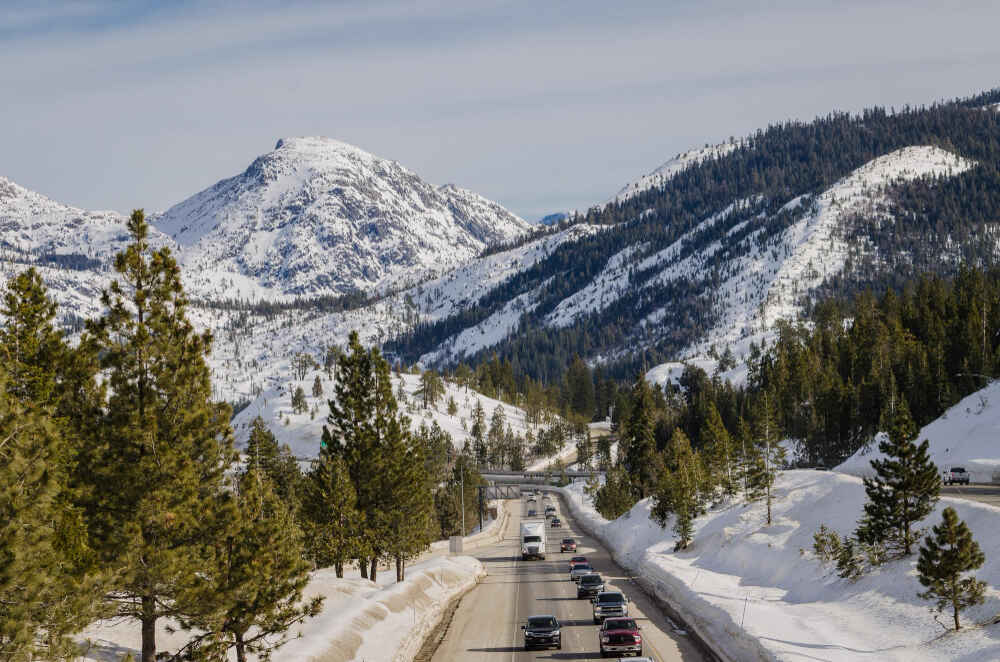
[943,467,970,485]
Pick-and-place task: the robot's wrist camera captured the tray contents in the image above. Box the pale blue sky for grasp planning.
[3,1,999,221]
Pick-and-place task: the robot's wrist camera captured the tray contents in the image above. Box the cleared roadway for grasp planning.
[430,493,705,661]
[942,484,1000,508]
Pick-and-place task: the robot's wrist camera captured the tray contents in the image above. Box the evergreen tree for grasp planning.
[621,374,658,498]
[0,268,101,661]
[79,210,238,662]
[312,375,323,398]
[291,386,307,414]
[470,400,487,468]
[917,507,986,631]
[575,428,593,470]
[417,369,445,409]
[487,405,507,467]
[565,356,596,420]
[301,446,359,578]
[749,393,785,524]
[243,417,302,508]
[180,468,322,662]
[652,429,703,550]
[0,366,97,661]
[701,401,736,498]
[856,398,941,556]
[594,468,635,520]
[447,395,458,415]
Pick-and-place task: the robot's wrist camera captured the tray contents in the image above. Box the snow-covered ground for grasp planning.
[556,470,1000,662]
[837,380,1000,483]
[646,145,975,391]
[609,140,741,206]
[232,370,542,459]
[78,555,484,662]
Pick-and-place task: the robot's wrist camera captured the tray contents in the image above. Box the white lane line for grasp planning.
[510,512,520,662]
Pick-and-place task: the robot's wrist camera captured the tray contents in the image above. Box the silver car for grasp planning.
[570,563,594,582]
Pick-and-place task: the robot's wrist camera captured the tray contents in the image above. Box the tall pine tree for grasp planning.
[79,210,238,662]
[917,507,985,631]
[856,397,940,556]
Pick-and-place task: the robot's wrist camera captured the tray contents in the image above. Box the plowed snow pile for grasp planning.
[79,555,484,662]
[558,471,1000,662]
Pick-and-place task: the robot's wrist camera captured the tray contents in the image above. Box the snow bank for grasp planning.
[79,555,485,662]
[838,380,1000,483]
[275,555,484,662]
[553,470,1000,662]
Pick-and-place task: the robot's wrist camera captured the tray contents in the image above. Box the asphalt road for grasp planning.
[430,493,705,662]
[941,483,1000,507]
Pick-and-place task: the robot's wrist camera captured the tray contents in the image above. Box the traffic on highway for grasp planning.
[429,489,705,661]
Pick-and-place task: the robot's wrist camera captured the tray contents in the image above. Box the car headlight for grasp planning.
[601,636,609,643]
[551,630,560,637]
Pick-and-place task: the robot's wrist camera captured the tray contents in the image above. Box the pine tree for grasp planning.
[243,417,301,508]
[0,366,98,661]
[652,429,703,550]
[291,386,307,414]
[701,401,736,498]
[470,400,487,468]
[0,269,101,660]
[418,369,445,409]
[856,398,940,556]
[79,210,238,662]
[447,395,458,416]
[917,507,986,631]
[301,446,359,577]
[622,374,658,498]
[487,405,507,468]
[594,468,635,520]
[312,375,323,398]
[749,393,785,525]
[179,468,322,662]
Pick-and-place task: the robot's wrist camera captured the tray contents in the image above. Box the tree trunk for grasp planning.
[359,557,368,579]
[141,594,157,662]
[335,560,344,578]
[954,600,961,631]
[396,556,403,581]
[235,634,247,662]
[370,557,378,581]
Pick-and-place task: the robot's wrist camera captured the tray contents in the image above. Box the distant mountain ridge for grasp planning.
[389,89,1000,383]
[153,136,532,300]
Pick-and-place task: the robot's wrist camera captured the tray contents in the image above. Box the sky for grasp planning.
[3,0,1000,222]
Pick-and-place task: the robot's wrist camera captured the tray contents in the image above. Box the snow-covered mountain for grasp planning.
[153,137,532,300]
[609,140,740,206]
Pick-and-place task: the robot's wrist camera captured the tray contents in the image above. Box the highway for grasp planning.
[429,492,706,661]
[942,483,1000,508]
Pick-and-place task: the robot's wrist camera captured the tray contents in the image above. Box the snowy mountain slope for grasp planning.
[643,145,974,387]
[610,140,740,206]
[231,371,542,460]
[0,176,174,261]
[837,379,1000,483]
[194,223,599,404]
[153,137,533,300]
[394,144,976,380]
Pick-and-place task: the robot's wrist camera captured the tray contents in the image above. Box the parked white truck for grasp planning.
[521,520,547,560]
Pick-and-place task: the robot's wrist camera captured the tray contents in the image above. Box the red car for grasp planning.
[599,617,642,657]
[560,538,577,552]
[568,555,588,571]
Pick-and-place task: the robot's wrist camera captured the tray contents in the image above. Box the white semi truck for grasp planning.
[521,520,547,560]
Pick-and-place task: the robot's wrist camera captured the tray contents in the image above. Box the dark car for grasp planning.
[599,617,642,657]
[592,590,629,623]
[551,517,562,528]
[527,509,537,517]
[570,563,594,582]
[561,537,577,552]
[522,615,562,650]
[577,573,605,598]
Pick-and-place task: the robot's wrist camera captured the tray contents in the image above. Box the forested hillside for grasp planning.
[389,91,1000,382]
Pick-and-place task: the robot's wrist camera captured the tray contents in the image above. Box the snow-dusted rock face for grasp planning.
[153,137,532,300]
[0,176,174,265]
